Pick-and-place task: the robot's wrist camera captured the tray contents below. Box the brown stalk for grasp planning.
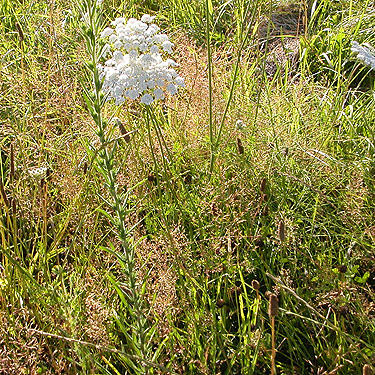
[268,293,279,375]
[0,178,9,207]
[10,144,15,181]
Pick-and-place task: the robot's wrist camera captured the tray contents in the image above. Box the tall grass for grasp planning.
[0,0,375,374]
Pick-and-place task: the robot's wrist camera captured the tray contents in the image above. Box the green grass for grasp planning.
[1,0,375,374]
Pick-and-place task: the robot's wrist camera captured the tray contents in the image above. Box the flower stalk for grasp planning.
[78,1,152,372]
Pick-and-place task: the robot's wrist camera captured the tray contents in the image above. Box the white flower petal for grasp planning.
[99,16,183,104]
[101,27,113,38]
[162,40,174,54]
[140,93,154,105]
[166,83,177,95]
[141,14,156,23]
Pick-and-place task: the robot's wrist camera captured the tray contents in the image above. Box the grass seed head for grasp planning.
[363,365,372,375]
[0,178,9,207]
[260,177,267,193]
[338,264,347,274]
[10,144,15,180]
[216,298,225,308]
[15,22,24,43]
[278,220,285,242]
[237,138,244,155]
[268,293,279,317]
[252,280,260,290]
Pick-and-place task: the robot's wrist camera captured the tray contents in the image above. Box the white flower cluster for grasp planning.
[28,167,48,180]
[98,15,185,105]
[351,41,375,71]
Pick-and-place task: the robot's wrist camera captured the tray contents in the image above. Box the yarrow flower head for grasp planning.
[28,167,48,180]
[351,41,375,71]
[98,15,185,105]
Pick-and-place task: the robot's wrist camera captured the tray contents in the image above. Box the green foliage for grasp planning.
[301,0,375,88]
[1,0,375,374]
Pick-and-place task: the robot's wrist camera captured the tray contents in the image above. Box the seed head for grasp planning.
[260,177,267,193]
[338,264,347,274]
[251,280,260,291]
[0,178,9,207]
[237,138,244,155]
[363,365,372,375]
[278,220,285,242]
[268,293,279,317]
[10,144,15,180]
[216,299,225,308]
[15,22,24,43]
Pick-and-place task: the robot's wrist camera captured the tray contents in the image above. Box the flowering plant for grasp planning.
[351,41,375,71]
[79,4,178,372]
[28,166,48,180]
[98,14,184,105]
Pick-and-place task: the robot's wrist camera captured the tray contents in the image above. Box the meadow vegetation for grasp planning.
[1,0,375,373]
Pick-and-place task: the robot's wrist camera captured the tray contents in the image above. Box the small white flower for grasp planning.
[153,88,164,100]
[351,41,375,70]
[147,79,156,89]
[113,85,123,97]
[175,76,185,87]
[141,14,156,24]
[109,34,118,43]
[139,42,148,52]
[28,167,48,180]
[139,81,148,91]
[98,16,183,105]
[140,93,154,105]
[129,50,138,59]
[162,40,174,54]
[140,53,154,64]
[125,89,139,99]
[150,45,159,54]
[112,17,126,26]
[146,24,160,36]
[165,58,178,67]
[113,50,124,62]
[114,40,123,49]
[156,77,166,86]
[101,27,114,38]
[153,34,168,44]
[166,83,177,95]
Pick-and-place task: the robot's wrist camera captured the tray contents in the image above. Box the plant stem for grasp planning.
[206,0,214,175]
[271,315,276,375]
[79,1,148,370]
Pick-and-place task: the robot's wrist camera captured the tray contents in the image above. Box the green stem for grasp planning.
[79,1,149,371]
[206,0,215,175]
[208,0,260,173]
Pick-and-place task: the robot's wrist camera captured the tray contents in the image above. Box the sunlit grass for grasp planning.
[1,0,375,374]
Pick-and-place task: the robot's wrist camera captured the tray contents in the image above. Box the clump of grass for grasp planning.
[1,0,375,374]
